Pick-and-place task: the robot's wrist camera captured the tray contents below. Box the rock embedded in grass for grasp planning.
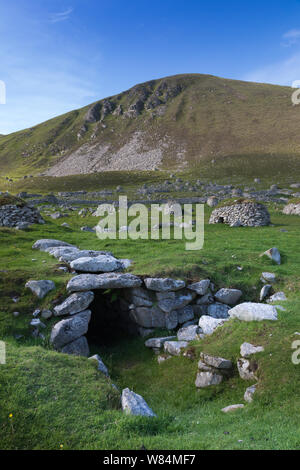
[61,336,90,357]
[30,319,46,329]
[195,371,223,388]
[177,325,204,341]
[260,284,272,301]
[267,292,287,303]
[121,388,156,417]
[200,353,233,370]
[89,354,109,376]
[80,226,95,232]
[244,384,257,403]
[228,302,278,321]
[25,280,55,299]
[198,315,228,335]
[164,341,189,356]
[237,358,258,381]
[157,355,172,364]
[261,272,276,284]
[240,342,264,358]
[41,309,53,319]
[221,404,245,413]
[260,247,281,265]
[206,196,219,207]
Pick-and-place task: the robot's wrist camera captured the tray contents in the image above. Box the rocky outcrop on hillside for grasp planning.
[3,74,300,177]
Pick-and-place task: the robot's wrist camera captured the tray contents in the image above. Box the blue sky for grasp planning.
[1,0,300,134]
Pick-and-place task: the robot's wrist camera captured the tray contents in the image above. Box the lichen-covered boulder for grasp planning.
[229,303,277,321]
[67,273,142,292]
[121,388,156,417]
[61,336,90,357]
[50,310,91,350]
[54,291,95,316]
[25,280,55,299]
[144,278,186,292]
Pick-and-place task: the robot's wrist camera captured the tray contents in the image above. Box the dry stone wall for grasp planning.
[209,201,270,227]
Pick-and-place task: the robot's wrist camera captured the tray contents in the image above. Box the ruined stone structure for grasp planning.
[209,200,270,227]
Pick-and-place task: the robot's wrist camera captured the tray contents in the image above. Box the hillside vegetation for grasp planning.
[1,74,300,177]
[1,202,300,449]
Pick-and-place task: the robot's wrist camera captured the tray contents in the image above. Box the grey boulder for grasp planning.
[237,358,258,380]
[144,278,186,292]
[25,280,55,299]
[177,305,194,324]
[164,341,189,356]
[261,272,276,284]
[244,384,257,403]
[121,388,156,417]
[177,325,204,341]
[260,284,272,301]
[261,247,281,265]
[61,336,90,357]
[67,273,142,292]
[156,290,194,313]
[198,315,228,335]
[229,302,277,321]
[200,353,233,370]
[214,288,242,305]
[54,291,94,316]
[221,404,244,413]
[130,306,166,329]
[240,342,264,357]
[70,255,122,273]
[187,279,210,296]
[267,292,287,303]
[195,371,223,388]
[33,239,76,251]
[207,302,230,319]
[145,336,177,349]
[89,354,109,376]
[50,310,91,349]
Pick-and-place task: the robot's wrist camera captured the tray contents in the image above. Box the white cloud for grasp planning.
[281,29,300,47]
[50,8,73,24]
[243,53,300,86]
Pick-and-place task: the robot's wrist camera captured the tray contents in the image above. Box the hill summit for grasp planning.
[1,73,300,177]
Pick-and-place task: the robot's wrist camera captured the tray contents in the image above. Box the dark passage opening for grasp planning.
[86,290,136,347]
[217,216,224,223]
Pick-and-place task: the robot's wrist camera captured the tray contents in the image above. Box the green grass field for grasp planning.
[1,194,300,450]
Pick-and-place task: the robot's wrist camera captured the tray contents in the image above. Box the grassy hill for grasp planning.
[1,202,300,449]
[1,73,300,177]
